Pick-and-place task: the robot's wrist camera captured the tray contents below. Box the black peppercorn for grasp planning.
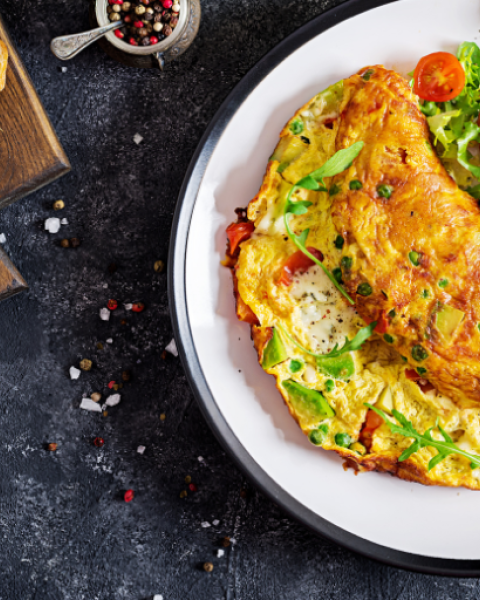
[164,25,172,36]
[162,11,171,22]
[170,16,178,27]
[153,13,162,22]
[60,239,70,248]
[153,1,162,11]
[140,37,150,45]
[143,12,153,20]
[70,238,81,248]
[138,27,148,37]
[122,370,131,382]
[108,263,117,274]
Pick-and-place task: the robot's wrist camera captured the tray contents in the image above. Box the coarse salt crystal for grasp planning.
[133,133,143,145]
[201,521,211,528]
[217,549,225,558]
[105,393,121,407]
[80,398,102,412]
[61,66,68,73]
[99,308,110,321]
[124,303,133,311]
[137,445,146,455]
[0,233,6,244]
[153,596,163,600]
[103,283,108,289]
[44,218,61,233]
[106,338,113,344]
[198,456,204,462]
[69,366,81,380]
[60,218,68,225]
[165,338,178,357]
[212,519,220,526]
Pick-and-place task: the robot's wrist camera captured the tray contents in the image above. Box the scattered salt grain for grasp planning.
[133,133,143,145]
[80,398,102,412]
[198,456,204,462]
[103,283,108,289]
[0,233,6,244]
[60,218,68,225]
[137,445,146,455]
[61,66,68,73]
[217,549,225,558]
[124,303,133,311]
[153,596,163,600]
[44,218,61,233]
[69,366,81,380]
[165,338,178,357]
[201,521,211,528]
[106,338,113,344]
[99,308,110,321]
[212,519,220,526]
[105,393,121,407]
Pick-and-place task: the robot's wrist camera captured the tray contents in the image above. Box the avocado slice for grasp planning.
[435,304,465,343]
[375,386,393,415]
[316,354,355,380]
[282,380,335,427]
[262,328,288,369]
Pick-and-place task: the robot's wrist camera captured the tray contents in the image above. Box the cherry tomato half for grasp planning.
[278,247,324,286]
[359,409,384,450]
[226,221,255,255]
[413,52,465,102]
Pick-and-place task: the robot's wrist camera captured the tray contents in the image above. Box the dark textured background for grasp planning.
[0,0,478,598]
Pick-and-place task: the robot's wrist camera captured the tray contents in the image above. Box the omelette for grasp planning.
[224,64,480,490]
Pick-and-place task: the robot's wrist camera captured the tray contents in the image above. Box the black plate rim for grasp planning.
[168,0,480,576]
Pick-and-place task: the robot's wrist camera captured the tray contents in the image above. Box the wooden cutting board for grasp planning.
[0,13,70,209]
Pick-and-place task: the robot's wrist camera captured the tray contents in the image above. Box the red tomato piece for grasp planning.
[413,52,465,102]
[226,221,255,256]
[374,310,388,334]
[405,368,435,393]
[359,409,384,451]
[278,247,324,286]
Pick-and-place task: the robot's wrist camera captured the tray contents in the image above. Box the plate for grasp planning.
[169,0,480,575]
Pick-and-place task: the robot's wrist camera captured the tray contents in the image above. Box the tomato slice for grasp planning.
[405,368,435,393]
[359,409,384,450]
[413,52,465,102]
[226,221,255,256]
[278,247,324,286]
[373,310,389,334]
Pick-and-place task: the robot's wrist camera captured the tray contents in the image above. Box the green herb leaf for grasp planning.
[364,403,480,471]
[307,141,364,186]
[285,199,312,215]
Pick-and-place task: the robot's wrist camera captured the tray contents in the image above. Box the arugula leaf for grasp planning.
[364,403,480,471]
[278,321,376,361]
[282,142,364,305]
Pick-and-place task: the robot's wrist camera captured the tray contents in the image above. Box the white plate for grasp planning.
[169,0,480,573]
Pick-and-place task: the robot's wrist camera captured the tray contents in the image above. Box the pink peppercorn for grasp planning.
[134,20,144,28]
[124,489,135,503]
[188,483,197,492]
[114,30,124,39]
[162,0,173,8]
[150,36,159,44]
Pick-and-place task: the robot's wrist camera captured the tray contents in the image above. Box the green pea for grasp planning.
[289,360,303,373]
[383,333,394,344]
[349,179,363,190]
[401,356,407,362]
[417,367,427,375]
[357,282,373,296]
[289,119,304,135]
[388,309,396,318]
[309,424,329,446]
[411,344,428,362]
[409,251,420,266]
[329,183,341,196]
[420,290,429,299]
[335,432,351,448]
[377,184,394,199]
[341,256,353,270]
[332,267,343,284]
[477,323,480,332]
[334,235,344,250]
[325,379,335,392]
[362,69,374,81]
[438,278,449,289]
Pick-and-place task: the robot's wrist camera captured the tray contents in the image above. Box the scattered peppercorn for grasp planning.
[179,490,187,498]
[79,359,93,371]
[132,302,145,312]
[103,410,108,417]
[70,237,81,248]
[160,413,166,421]
[221,536,231,548]
[91,392,102,403]
[203,562,214,573]
[239,488,248,499]
[121,319,127,325]
[93,437,105,447]
[97,342,104,350]
[47,443,58,452]
[60,239,70,248]
[107,299,118,310]
[188,483,197,492]
[184,475,192,484]
[124,489,135,503]
[108,381,116,389]
[108,263,117,274]
[154,260,165,272]
[53,200,65,210]
[161,350,167,360]
[122,370,131,382]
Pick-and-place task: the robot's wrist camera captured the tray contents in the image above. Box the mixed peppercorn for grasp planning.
[107,0,181,47]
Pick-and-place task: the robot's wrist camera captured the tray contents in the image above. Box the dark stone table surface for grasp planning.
[0,0,478,598]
